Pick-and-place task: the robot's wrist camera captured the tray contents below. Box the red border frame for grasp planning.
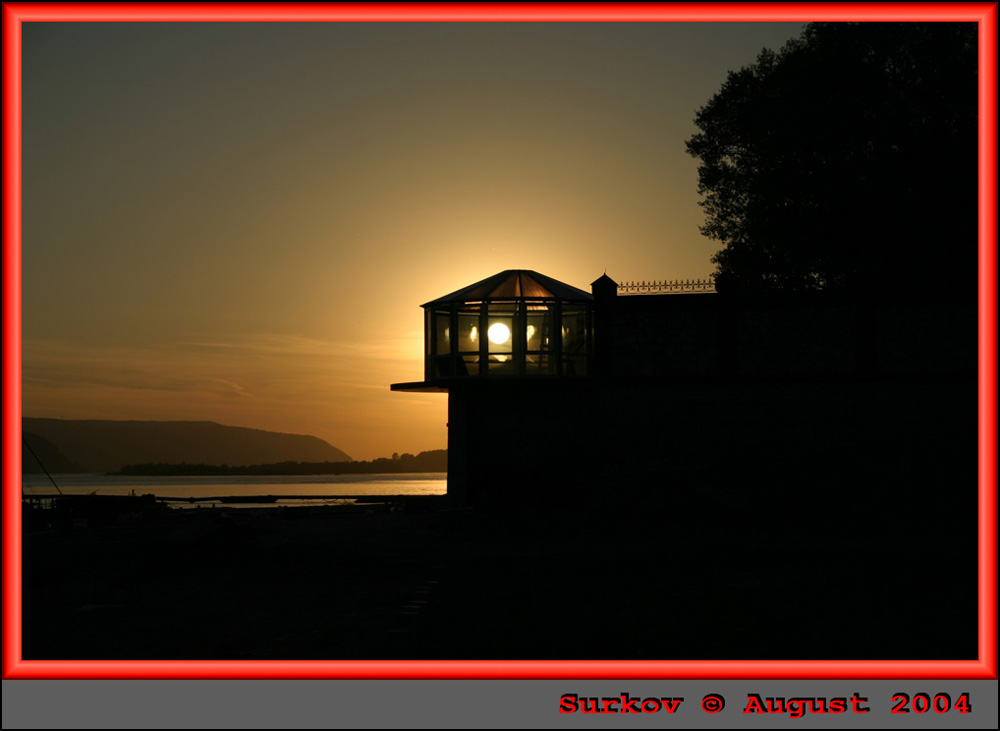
[3,2,996,681]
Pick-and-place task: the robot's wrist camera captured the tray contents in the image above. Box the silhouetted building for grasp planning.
[390,268,976,662]
[392,270,595,506]
[393,270,975,512]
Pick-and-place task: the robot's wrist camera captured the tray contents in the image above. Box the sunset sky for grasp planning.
[20,19,810,460]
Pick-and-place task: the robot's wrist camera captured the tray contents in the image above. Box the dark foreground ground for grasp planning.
[21,491,977,661]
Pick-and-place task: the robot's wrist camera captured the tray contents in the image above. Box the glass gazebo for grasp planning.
[419,270,593,384]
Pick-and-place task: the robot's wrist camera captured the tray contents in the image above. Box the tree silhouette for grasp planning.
[686,22,978,294]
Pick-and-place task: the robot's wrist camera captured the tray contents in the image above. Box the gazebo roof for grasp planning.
[422,270,593,307]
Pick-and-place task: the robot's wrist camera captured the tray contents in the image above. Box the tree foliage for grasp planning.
[686,23,978,294]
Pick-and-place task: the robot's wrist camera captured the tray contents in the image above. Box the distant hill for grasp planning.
[22,432,85,474]
[21,418,352,473]
[117,449,448,476]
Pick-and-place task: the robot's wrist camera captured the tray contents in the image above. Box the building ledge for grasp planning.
[390,381,448,393]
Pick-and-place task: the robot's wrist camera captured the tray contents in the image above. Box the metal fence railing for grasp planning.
[617,278,716,295]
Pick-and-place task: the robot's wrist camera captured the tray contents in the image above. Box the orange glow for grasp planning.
[19,21,813,459]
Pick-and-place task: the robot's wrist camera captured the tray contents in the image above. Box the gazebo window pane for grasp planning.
[459,355,480,377]
[488,356,517,375]
[457,306,481,354]
[434,310,450,357]
[486,304,516,356]
[564,355,587,376]
[434,357,454,378]
[526,305,553,352]
[525,353,556,375]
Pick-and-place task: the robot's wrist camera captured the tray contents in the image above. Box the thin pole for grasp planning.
[21,436,63,495]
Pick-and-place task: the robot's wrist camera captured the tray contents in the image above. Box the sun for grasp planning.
[487,322,511,345]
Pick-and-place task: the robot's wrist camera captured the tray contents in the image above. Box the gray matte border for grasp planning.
[2,679,998,729]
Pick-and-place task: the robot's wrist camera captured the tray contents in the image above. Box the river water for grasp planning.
[21,472,447,508]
